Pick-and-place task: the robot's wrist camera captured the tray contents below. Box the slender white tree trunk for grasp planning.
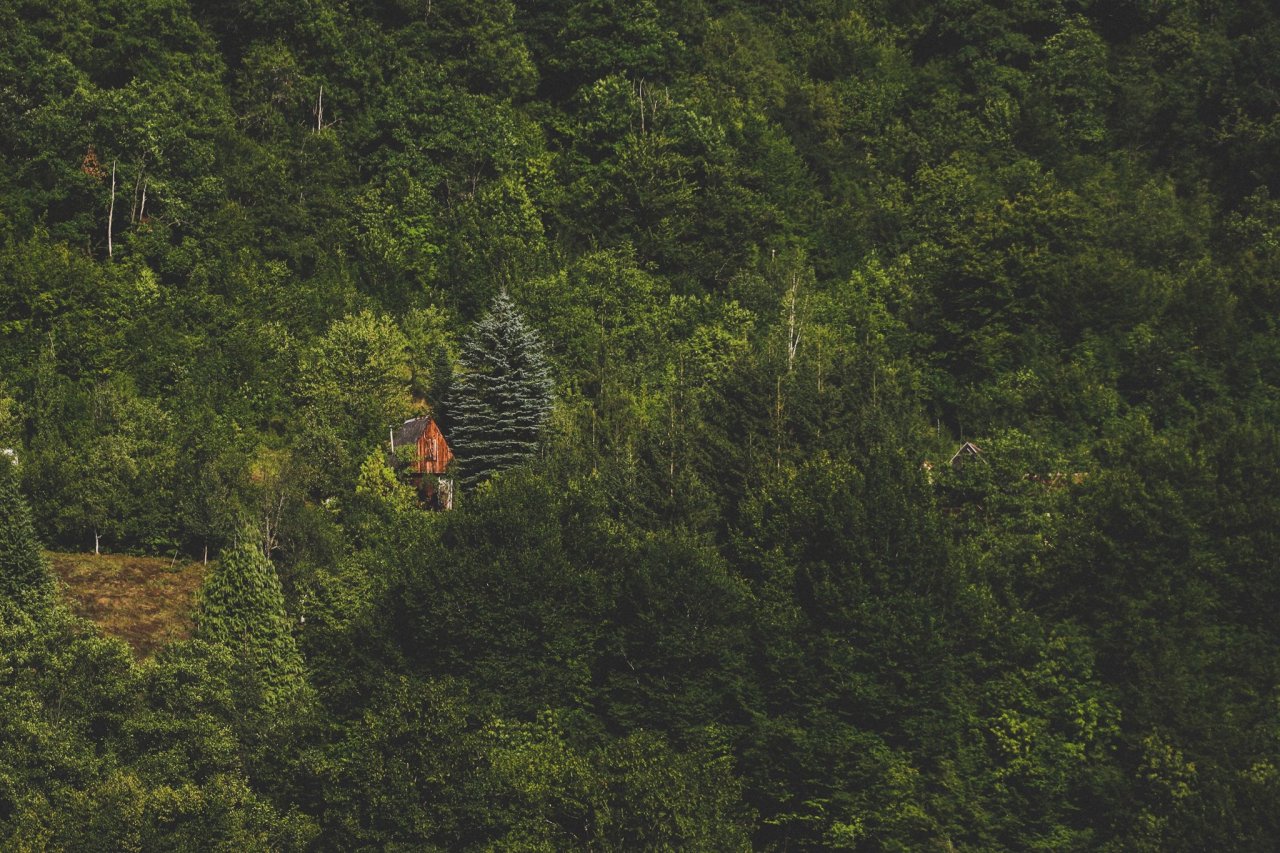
[107,161,116,258]
[775,375,784,469]
[94,528,101,555]
[131,169,140,223]
[786,272,801,373]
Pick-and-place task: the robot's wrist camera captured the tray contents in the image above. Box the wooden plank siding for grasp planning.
[391,416,455,510]
[412,418,453,475]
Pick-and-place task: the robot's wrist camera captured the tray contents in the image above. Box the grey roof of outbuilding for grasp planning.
[392,416,431,449]
[949,441,985,466]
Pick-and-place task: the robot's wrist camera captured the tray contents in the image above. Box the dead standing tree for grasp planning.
[84,147,149,255]
[768,250,814,466]
[107,160,116,258]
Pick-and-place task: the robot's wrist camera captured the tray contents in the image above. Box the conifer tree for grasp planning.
[450,292,554,487]
[0,457,52,611]
[194,539,307,708]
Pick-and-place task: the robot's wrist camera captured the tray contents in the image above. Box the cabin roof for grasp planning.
[392,416,432,449]
[949,441,985,467]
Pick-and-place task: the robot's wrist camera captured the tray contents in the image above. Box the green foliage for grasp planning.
[483,714,751,850]
[0,605,315,850]
[401,305,458,405]
[2,2,1280,848]
[0,388,19,448]
[194,541,308,711]
[0,456,52,611]
[352,449,418,518]
[299,309,414,436]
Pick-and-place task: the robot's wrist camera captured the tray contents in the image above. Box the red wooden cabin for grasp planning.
[390,416,454,509]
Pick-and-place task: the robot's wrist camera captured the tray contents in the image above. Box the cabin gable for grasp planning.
[390,416,455,510]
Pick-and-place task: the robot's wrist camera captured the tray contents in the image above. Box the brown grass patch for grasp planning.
[47,551,207,658]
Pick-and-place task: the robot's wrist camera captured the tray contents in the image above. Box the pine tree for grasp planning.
[450,292,554,487]
[430,344,456,434]
[194,539,307,708]
[0,457,52,611]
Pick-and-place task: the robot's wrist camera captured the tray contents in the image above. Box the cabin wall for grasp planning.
[413,421,453,475]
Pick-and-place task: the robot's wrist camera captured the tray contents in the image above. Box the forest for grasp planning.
[2,0,1280,848]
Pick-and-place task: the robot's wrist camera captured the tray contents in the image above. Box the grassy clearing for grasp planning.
[47,551,207,658]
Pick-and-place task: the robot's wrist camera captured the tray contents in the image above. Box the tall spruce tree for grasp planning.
[0,458,52,611]
[451,292,554,487]
[194,539,307,708]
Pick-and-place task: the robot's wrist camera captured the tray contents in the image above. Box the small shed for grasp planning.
[390,416,454,510]
[949,441,985,468]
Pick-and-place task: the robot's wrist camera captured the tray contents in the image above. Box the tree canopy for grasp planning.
[1,0,1279,848]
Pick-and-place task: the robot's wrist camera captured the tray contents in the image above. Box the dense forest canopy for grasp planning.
[2,0,1280,848]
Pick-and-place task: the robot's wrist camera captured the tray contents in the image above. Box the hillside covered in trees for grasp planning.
[3,0,1280,848]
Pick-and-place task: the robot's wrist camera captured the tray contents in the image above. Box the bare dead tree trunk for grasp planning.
[262,491,286,558]
[315,85,323,133]
[94,527,101,556]
[130,155,147,224]
[139,178,147,222]
[107,161,116,258]
[669,394,676,481]
[668,357,681,486]
[775,375,784,470]
[203,542,208,565]
[816,336,824,393]
[633,79,667,135]
[131,169,141,224]
[786,271,801,373]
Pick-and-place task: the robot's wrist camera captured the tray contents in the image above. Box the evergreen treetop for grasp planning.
[195,539,307,708]
[0,458,52,611]
[450,291,554,487]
